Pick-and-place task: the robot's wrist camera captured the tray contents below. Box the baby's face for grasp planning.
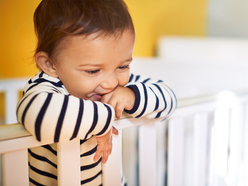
[53,30,135,101]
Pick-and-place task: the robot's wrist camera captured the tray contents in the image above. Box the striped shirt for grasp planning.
[16,71,177,185]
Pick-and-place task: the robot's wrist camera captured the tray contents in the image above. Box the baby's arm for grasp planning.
[16,85,115,144]
[102,73,177,120]
[125,73,177,120]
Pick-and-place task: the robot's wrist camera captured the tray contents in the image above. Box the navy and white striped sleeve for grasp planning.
[16,84,114,144]
[125,73,177,120]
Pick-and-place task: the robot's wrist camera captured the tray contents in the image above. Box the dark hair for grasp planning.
[33,0,134,60]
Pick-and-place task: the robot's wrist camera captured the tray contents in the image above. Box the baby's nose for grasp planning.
[101,74,119,90]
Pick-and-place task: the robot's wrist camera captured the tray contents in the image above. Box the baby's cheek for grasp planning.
[118,73,130,86]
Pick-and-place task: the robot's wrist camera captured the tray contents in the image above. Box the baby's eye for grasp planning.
[85,69,100,74]
[118,65,130,70]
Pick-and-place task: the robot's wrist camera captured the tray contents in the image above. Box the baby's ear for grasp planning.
[35,52,58,77]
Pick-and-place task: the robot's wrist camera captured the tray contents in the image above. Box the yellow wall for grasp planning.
[0,0,207,78]
[0,0,40,78]
[125,0,207,56]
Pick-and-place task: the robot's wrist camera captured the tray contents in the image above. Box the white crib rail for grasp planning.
[1,82,248,185]
[0,78,28,124]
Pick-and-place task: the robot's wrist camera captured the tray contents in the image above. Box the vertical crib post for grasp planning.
[139,121,157,186]
[227,104,245,185]
[244,103,248,186]
[5,87,19,124]
[167,118,185,186]
[2,149,29,186]
[192,113,209,186]
[57,139,81,186]
[209,107,230,186]
[156,120,167,186]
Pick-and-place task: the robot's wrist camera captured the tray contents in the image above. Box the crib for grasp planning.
[1,36,248,186]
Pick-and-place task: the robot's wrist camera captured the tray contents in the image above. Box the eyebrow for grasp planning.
[78,63,102,67]
[77,58,133,67]
[126,57,133,62]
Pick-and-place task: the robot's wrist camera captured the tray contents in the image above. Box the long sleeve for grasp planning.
[125,73,177,120]
[16,72,115,143]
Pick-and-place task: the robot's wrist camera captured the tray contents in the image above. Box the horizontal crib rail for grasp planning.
[0,123,30,142]
[177,90,248,108]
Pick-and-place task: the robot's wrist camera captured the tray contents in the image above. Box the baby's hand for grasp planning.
[101,86,135,119]
[93,127,118,164]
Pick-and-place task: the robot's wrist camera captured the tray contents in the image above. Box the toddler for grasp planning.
[16,0,177,185]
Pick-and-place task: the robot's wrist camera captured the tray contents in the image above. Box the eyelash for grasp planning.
[85,69,100,74]
[118,65,130,70]
[84,65,129,75]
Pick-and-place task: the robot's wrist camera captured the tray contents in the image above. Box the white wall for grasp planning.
[208,0,248,38]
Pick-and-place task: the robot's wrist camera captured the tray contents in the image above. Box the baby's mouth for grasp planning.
[86,93,103,101]
[93,94,103,100]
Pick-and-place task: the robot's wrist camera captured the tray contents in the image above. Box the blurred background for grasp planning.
[2,0,248,78]
[1,0,248,186]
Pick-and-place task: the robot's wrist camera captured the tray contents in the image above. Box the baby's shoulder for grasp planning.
[23,72,66,95]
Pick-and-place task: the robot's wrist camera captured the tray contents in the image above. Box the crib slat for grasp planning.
[57,139,81,186]
[210,107,230,185]
[5,88,19,124]
[2,149,29,186]
[167,118,185,186]
[227,104,245,185]
[0,78,28,124]
[139,121,157,186]
[192,113,209,186]
[244,103,248,186]
[156,121,167,186]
